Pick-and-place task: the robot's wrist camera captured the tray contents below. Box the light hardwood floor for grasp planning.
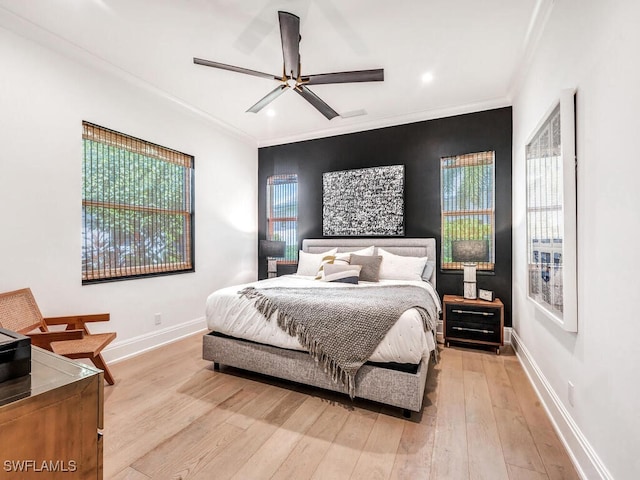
[103,334,580,480]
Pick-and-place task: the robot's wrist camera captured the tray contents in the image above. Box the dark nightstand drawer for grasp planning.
[446,304,502,320]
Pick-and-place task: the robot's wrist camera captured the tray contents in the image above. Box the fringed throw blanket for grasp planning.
[238,285,439,398]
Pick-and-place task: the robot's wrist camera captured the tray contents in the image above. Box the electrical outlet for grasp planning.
[154,313,162,326]
[568,381,575,406]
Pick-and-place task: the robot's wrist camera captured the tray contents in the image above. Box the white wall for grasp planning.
[511,0,640,478]
[0,26,258,361]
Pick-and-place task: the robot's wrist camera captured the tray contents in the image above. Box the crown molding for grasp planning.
[507,0,556,102]
[1,3,532,150]
[258,96,512,148]
[0,6,257,147]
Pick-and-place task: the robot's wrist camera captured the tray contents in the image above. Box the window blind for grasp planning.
[441,151,495,270]
[82,122,194,282]
[266,174,298,263]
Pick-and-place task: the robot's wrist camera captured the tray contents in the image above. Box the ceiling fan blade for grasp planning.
[295,85,339,120]
[247,84,289,113]
[278,11,300,79]
[193,58,279,80]
[303,69,384,85]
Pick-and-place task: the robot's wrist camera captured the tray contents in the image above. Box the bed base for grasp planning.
[202,332,429,414]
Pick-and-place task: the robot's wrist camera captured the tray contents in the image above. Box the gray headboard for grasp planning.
[302,238,436,287]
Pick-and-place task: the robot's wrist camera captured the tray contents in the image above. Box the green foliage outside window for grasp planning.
[82,123,194,282]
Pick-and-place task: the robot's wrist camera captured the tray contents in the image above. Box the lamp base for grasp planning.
[463,282,477,300]
[267,258,278,279]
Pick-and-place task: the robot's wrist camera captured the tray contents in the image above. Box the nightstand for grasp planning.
[443,294,504,354]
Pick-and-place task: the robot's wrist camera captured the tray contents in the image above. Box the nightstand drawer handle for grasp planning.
[451,309,494,316]
[452,326,494,334]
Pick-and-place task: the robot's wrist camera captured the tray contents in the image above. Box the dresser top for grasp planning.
[0,347,101,406]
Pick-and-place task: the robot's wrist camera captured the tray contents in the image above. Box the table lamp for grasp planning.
[259,240,286,278]
[452,240,489,299]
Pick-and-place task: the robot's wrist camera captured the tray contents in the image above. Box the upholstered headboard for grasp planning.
[301,238,436,287]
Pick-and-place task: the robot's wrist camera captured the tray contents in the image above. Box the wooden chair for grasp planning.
[0,288,116,385]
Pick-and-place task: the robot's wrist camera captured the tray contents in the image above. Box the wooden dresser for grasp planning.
[0,347,103,479]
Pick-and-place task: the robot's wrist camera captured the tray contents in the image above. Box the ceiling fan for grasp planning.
[193,11,384,120]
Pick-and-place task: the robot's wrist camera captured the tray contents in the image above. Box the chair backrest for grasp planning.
[0,288,46,334]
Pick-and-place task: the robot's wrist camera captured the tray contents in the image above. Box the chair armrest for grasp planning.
[43,314,110,331]
[27,330,84,350]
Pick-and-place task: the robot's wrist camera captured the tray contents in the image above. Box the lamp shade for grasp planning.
[259,240,286,258]
[452,240,489,263]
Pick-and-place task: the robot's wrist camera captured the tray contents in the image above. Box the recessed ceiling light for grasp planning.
[421,72,434,83]
[266,109,276,117]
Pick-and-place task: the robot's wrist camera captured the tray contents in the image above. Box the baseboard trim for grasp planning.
[511,330,613,480]
[102,317,208,364]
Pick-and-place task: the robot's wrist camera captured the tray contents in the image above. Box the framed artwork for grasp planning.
[526,89,577,332]
[322,165,404,236]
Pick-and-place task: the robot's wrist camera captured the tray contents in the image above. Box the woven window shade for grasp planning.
[82,122,194,282]
[441,151,495,271]
[267,174,298,264]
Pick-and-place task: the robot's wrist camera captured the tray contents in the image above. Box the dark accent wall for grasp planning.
[258,107,513,326]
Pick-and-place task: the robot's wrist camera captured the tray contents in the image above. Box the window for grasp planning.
[266,174,298,263]
[82,122,194,283]
[441,151,495,270]
[525,89,577,331]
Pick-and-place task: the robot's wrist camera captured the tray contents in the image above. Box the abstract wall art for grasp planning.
[322,165,404,236]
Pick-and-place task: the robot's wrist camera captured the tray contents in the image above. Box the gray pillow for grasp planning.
[349,254,382,282]
[422,260,436,283]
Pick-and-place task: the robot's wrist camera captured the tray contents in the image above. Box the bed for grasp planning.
[202,238,441,415]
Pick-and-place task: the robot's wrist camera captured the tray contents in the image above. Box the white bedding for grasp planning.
[205,274,441,364]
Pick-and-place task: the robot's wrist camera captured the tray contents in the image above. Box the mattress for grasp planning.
[205,274,441,364]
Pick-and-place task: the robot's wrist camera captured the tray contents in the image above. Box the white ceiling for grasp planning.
[0,0,543,146]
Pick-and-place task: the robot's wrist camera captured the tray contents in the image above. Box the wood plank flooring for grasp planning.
[103,335,580,480]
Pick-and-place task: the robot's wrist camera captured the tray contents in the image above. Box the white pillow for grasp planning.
[378,248,428,281]
[321,264,362,284]
[296,248,338,276]
[334,246,375,265]
[314,254,337,279]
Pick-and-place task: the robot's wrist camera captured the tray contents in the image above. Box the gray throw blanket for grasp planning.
[239,285,439,398]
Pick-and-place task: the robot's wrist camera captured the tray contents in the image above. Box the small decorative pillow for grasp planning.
[334,246,375,265]
[321,264,362,284]
[349,254,383,282]
[378,248,428,281]
[314,255,336,279]
[296,249,337,276]
[422,260,436,283]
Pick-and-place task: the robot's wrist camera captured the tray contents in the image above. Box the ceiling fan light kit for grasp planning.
[194,11,384,120]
